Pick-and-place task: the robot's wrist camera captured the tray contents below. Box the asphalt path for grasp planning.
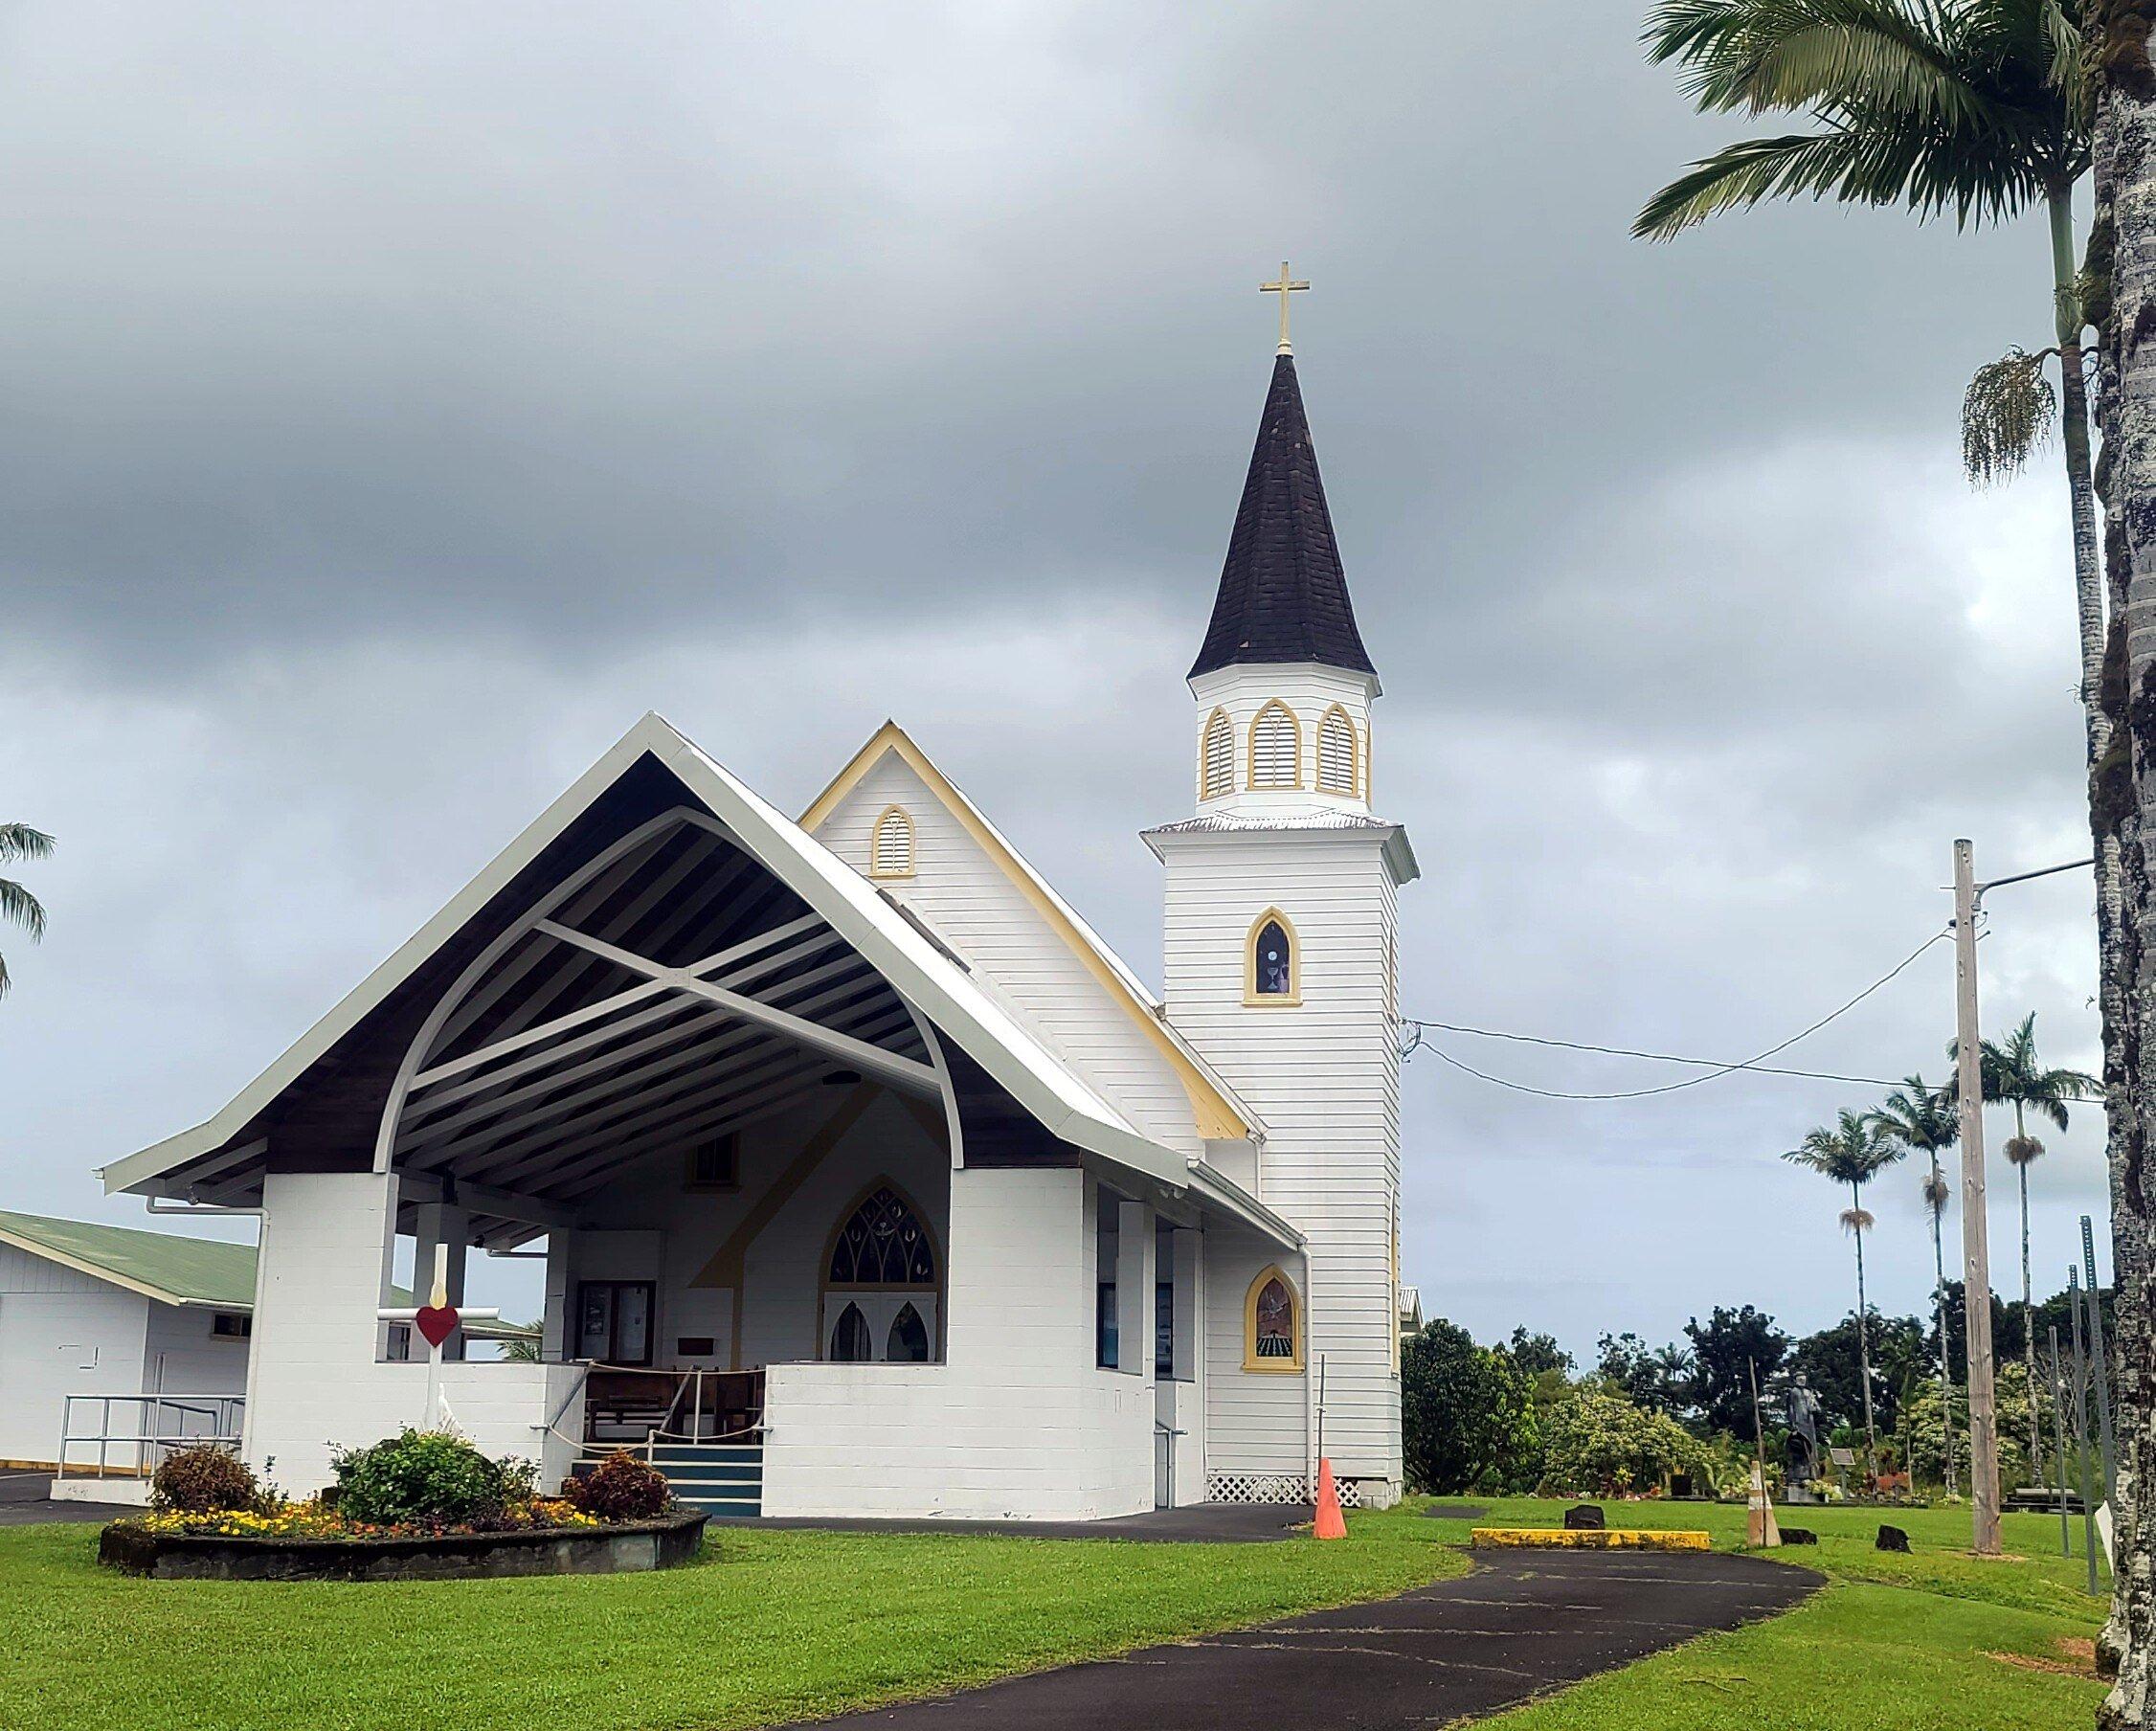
[795,1546,1820,1729]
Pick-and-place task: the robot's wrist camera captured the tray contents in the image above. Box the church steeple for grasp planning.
[1188,351,1377,683]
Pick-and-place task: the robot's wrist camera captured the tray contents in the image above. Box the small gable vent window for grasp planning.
[1248,702,1300,789]
[1317,707,1359,796]
[869,806,916,879]
[1200,708,1234,799]
[1246,910,1299,1005]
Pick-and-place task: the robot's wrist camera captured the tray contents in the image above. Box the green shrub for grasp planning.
[150,1445,264,1514]
[1538,1386,1718,1496]
[563,1450,673,1521]
[330,1429,511,1527]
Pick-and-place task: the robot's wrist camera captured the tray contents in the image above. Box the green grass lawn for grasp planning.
[5,1497,2116,1729]
[0,1507,1465,1731]
[1420,1495,2113,1731]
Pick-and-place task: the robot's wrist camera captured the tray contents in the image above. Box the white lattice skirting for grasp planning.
[1206,1472,1363,1509]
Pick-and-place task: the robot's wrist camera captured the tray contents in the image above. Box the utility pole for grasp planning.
[1953,838,2002,1557]
[2081,1216,2117,1507]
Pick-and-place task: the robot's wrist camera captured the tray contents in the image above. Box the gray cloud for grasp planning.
[0,1,2112,1358]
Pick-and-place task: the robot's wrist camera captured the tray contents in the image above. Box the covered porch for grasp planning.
[103,722,1294,1520]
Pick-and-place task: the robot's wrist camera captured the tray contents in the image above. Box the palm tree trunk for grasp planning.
[2017,1104,2044,1488]
[1854,1179,1878,1489]
[2090,54,2156,1717]
[1931,1154,1958,1495]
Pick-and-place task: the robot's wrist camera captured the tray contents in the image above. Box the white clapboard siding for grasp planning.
[814,753,1204,1157]
[1158,812,1404,1489]
[1201,1222,1307,1473]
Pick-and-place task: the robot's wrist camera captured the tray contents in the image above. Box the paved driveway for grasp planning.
[0,1472,134,1526]
[798,1547,1820,1728]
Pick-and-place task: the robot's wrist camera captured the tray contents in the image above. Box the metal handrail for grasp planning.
[56,1392,245,1481]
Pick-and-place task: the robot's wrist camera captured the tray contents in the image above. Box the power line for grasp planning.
[1402,927,1953,1101]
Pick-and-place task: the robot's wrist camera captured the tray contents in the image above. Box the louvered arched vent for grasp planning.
[1248,702,1300,789]
[1317,707,1359,796]
[869,806,916,879]
[1200,708,1234,798]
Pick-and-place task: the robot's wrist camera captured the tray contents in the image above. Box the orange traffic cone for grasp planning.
[1313,1458,1347,1540]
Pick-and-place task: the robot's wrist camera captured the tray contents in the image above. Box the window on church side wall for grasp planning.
[826,1184,936,1287]
[1246,910,1298,1004]
[1248,701,1300,788]
[830,1302,871,1362]
[1200,708,1234,799]
[1317,707,1358,796]
[1244,1267,1302,1372]
[869,806,915,879]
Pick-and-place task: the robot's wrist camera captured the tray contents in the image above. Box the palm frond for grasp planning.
[0,877,46,943]
[0,823,54,865]
[1963,347,2055,483]
[2004,1134,2045,1165]
[1840,1204,1876,1234]
[1921,1169,1951,1213]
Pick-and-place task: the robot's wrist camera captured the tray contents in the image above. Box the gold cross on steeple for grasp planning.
[1259,261,1309,355]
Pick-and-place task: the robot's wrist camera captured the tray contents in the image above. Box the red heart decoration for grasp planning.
[414,1305,460,1348]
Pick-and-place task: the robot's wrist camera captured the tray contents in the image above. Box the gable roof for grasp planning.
[101,714,1290,1248]
[0,1208,532,1335]
[1189,353,1376,683]
[800,721,1261,1144]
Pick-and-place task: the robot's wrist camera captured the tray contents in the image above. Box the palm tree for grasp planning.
[1784,1108,1906,1485]
[1867,1074,1960,1493]
[0,823,53,999]
[1977,1013,2094,1486]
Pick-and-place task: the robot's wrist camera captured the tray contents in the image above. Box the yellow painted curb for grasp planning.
[1471,1527,1712,1552]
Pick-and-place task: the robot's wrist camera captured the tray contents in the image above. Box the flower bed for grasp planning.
[99,1510,708,1581]
[100,1435,702,1581]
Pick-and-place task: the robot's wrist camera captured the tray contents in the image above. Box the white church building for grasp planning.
[98,346,1417,1521]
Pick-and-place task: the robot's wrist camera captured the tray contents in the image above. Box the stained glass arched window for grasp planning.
[1246,910,1298,1003]
[829,1301,872,1362]
[1244,1267,1302,1371]
[826,1183,936,1287]
[887,1302,931,1362]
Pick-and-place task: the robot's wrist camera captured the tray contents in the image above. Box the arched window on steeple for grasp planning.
[1246,909,1299,1005]
[869,806,916,879]
[1200,708,1234,799]
[1317,706,1359,797]
[1248,701,1301,789]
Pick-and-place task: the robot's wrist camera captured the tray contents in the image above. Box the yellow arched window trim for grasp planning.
[1199,707,1234,800]
[867,804,917,880]
[1244,906,1302,1007]
[1246,699,1303,790]
[1243,1264,1304,1373]
[1316,703,1359,798]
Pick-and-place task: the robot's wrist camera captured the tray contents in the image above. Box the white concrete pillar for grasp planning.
[245,1170,397,1494]
[1115,1199,1153,1382]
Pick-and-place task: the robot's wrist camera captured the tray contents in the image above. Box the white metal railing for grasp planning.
[56,1393,246,1481]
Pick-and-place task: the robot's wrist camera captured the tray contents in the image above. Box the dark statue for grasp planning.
[1783,1373,1822,1502]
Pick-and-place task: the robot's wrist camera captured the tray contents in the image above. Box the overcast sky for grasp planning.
[0,2,2109,1362]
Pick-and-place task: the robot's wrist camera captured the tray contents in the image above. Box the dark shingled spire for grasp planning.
[1189,353,1376,681]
